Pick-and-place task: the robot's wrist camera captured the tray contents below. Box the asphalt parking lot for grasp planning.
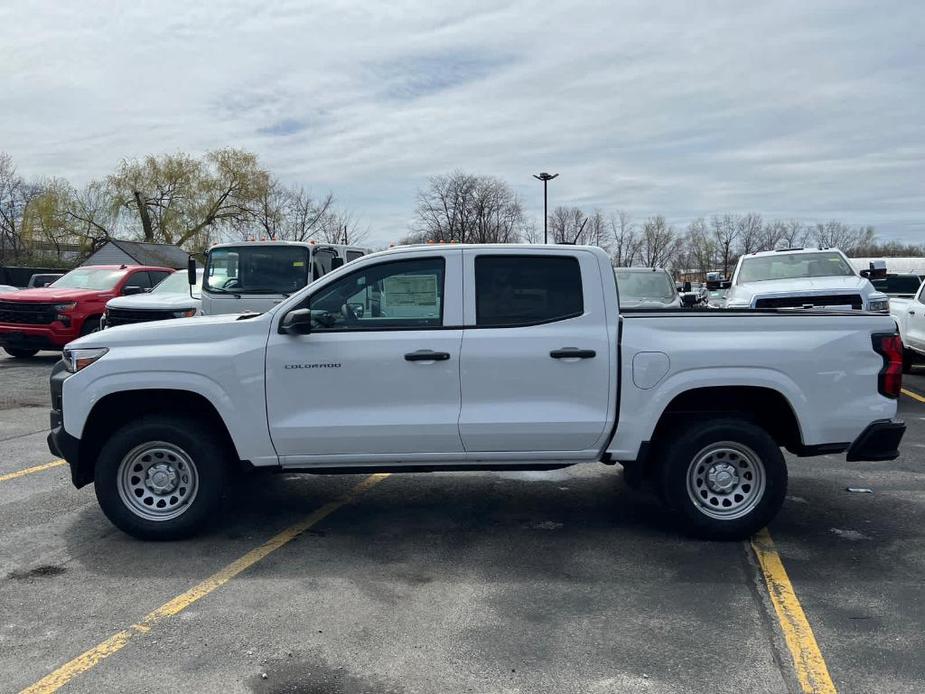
[1,351,924,694]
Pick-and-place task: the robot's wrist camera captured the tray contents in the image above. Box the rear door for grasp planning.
[266,250,465,462]
[458,249,614,453]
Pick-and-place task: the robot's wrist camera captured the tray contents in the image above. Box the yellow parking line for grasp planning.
[20,472,390,694]
[901,388,925,403]
[0,459,66,483]
[751,528,836,694]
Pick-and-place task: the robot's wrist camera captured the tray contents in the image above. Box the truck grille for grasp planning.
[107,307,178,326]
[0,301,57,325]
[754,294,863,310]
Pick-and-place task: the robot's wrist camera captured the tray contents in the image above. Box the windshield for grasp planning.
[152,270,202,297]
[737,252,855,283]
[615,270,677,302]
[51,268,127,290]
[204,246,310,295]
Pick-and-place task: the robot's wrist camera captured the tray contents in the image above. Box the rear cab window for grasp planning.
[474,255,583,327]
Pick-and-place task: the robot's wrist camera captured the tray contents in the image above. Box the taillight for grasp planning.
[872,332,903,398]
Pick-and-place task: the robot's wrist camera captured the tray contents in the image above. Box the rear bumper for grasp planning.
[846,419,906,462]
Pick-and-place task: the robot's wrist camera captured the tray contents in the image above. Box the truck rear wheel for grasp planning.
[658,418,787,540]
[94,415,229,540]
[3,347,39,358]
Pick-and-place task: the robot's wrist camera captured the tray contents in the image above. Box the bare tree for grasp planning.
[0,152,43,263]
[413,171,523,243]
[778,219,806,249]
[811,220,872,252]
[711,214,739,277]
[759,220,787,252]
[736,213,764,255]
[639,215,679,267]
[610,210,641,267]
[686,218,716,279]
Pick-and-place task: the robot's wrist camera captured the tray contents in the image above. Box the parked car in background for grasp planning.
[724,248,889,312]
[615,267,683,309]
[888,277,925,372]
[0,265,174,358]
[49,245,904,541]
[28,273,64,288]
[0,285,19,294]
[870,273,923,301]
[103,269,203,329]
[705,287,729,308]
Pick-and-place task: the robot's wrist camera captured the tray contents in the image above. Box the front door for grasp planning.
[266,251,465,463]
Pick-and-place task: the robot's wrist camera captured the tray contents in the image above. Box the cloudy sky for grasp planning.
[2,0,923,246]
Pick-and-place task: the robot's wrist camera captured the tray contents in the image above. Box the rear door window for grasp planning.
[475,256,583,327]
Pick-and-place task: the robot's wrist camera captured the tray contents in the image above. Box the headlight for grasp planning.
[62,347,108,373]
[171,308,197,318]
[868,298,889,313]
[53,303,76,312]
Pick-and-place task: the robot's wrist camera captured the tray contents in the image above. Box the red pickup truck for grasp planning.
[0,264,174,357]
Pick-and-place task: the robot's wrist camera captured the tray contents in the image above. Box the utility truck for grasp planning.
[48,245,905,541]
[201,240,368,315]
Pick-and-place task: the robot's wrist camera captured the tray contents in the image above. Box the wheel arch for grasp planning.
[648,385,804,456]
[74,388,242,487]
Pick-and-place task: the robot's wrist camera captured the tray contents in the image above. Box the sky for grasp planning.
[1,0,923,247]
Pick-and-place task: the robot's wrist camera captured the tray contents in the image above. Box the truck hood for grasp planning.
[730,276,870,301]
[0,287,111,303]
[106,293,201,311]
[68,312,268,350]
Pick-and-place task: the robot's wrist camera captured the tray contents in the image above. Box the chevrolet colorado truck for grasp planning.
[724,248,889,312]
[47,245,906,541]
[0,264,174,357]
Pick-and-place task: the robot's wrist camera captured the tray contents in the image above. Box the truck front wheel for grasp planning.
[3,347,39,358]
[659,418,787,540]
[94,415,229,540]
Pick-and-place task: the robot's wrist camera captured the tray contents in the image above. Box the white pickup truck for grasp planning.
[48,245,906,541]
[724,248,889,312]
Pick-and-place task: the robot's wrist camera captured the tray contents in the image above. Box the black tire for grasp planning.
[3,347,39,358]
[903,348,916,374]
[80,317,102,336]
[94,415,229,540]
[658,418,787,541]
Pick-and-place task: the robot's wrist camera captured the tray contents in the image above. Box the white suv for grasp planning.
[724,248,889,313]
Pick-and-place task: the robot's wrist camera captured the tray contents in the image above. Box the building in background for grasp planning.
[80,240,189,269]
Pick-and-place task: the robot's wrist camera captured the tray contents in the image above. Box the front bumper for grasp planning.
[46,360,90,487]
[0,323,77,350]
[846,419,906,462]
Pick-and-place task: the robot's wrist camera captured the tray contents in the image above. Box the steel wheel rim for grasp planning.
[685,441,766,520]
[117,441,199,521]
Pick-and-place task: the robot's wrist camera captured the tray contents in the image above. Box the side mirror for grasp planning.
[280,308,313,335]
[122,285,144,296]
[331,257,345,270]
[861,259,887,280]
[187,257,197,285]
[681,293,698,307]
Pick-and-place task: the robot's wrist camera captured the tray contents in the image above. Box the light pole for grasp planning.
[532,172,558,243]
